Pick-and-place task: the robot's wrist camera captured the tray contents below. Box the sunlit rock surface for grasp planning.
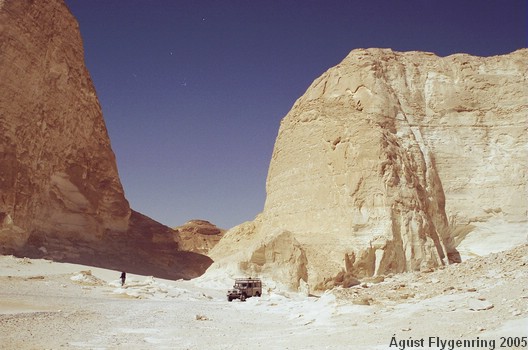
[175,220,225,256]
[208,48,528,290]
[0,0,212,279]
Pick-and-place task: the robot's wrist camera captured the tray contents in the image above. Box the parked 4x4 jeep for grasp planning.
[227,278,262,301]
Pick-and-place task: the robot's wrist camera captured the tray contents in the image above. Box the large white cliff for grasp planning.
[208,48,528,291]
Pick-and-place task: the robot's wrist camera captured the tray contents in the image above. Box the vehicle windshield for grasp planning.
[234,282,248,289]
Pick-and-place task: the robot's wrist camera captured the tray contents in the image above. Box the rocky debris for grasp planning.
[0,0,212,279]
[333,244,528,315]
[352,296,372,306]
[70,270,106,286]
[316,270,361,290]
[175,220,225,256]
[468,298,494,311]
[207,48,527,291]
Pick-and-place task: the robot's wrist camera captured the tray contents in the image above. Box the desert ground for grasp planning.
[1,239,527,350]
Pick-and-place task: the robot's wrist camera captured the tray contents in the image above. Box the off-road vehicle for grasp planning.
[227,278,262,302]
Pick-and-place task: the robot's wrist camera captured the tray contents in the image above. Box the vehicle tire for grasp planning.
[255,292,261,297]
[228,297,232,302]
[241,293,246,302]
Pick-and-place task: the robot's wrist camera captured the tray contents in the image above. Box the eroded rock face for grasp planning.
[208,48,527,290]
[0,0,129,247]
[0,0,212,279]
[208,218,308,290]
[175,220,225,256]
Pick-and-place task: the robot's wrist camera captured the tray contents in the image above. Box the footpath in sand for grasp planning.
[0,244,527,349]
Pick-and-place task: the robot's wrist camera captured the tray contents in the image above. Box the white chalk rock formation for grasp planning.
[208,48,528,290]
[209,218,308,290]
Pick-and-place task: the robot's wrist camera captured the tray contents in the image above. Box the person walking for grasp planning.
[120,272,126,286]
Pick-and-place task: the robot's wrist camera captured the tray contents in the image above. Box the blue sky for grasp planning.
[64,0,526,229]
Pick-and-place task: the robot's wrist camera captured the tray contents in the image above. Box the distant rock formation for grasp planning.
[208,48,528,290]
[175,220,225,255]
[0,0,212,279]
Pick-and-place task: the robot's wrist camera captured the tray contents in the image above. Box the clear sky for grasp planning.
[64,0,526,230]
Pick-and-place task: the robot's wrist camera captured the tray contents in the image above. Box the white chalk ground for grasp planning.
[1,236,527,349]
[456,218,528,260]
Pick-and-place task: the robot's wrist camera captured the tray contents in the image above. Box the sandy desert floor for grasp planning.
[1,243,527,350]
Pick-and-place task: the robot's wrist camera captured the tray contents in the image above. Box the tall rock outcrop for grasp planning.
[175,220,226,255]
[0,0,129,248]
[208,48,527,290]
[0,0,211,279]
